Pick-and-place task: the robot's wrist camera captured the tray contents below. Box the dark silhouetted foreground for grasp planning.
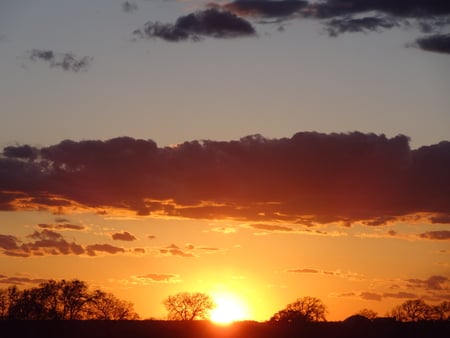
[1,319,449,338]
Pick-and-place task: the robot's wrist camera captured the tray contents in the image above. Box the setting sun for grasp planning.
[210,293,250,324]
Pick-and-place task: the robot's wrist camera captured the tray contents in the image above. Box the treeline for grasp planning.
[0,279,139,320]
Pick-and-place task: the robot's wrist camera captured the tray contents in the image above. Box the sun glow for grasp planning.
[210,292,250,324]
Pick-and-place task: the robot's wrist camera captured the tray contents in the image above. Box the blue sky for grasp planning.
[0,0,449,149]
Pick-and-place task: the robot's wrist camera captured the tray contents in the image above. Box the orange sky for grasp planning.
[0,133,449,321]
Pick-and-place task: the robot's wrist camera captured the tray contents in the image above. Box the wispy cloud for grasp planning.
[287,267,364,280]
[38,223,85,231]
[0,274,47,286]
[134,273,180,283]
[122,1,138,13]
[28,49,93,72]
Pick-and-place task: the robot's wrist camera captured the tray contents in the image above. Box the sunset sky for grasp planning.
[0,0,449,321]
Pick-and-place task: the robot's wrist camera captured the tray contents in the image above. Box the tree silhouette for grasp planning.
[270,296,327,322]
[163,292,215,320]
[432,301,450,320]
[356,308,378,320]
[390,299,433,322]
[0,279,138,320]
[390,299,450,322]
[89,290,139,320]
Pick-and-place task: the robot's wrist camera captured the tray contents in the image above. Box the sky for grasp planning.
[0,0,449,321]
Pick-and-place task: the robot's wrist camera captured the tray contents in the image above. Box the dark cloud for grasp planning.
[136,273,179,282]
[311,0,450,19]
[111,231,137,241]
[213,1,450,53]
[28,49,93,72]
[0,234,20,250]
[1,133,449,225]
[0,230,125,257]
[430,214,450,224]
[414,34,450,54]
[3,145,39,160]
[419,230,450,240]
[324,16,399,36]
[147,235,156,239]
[37,223,85,231]
[220,0,308,19]
[133,8,256,41]
[122,1,138,13]
[250,223,294,231]
[85,244,125,256]
[407,275,449,290]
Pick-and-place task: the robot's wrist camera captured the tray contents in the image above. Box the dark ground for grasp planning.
[1,319,449,338]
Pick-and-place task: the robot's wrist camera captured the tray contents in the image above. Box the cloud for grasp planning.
[122,1,138,13]
[147,235,156,239]
[111,231,137,241]
[419,230,450,240]
[413,34,450,54]
[0,234,20,250]
[135,273,180,283]
[37,223,85,231]
[360,291,382,301]
[0,230,126,257]
[382,291,418,299]
[159,244,194,257]
[210,226,237,234]
[287,268,364,280]
[0,275,47,286]
[310,0,450,19]
[1,133,449,226]
[3,145,39,160]
[28,49,93,72]
[324,16,399,37]
[288,268,320,273]
[407,275,449,291]
[220,0,308,19]
[85,244,125,256]
[215,1,450,53]
[133,8,256,41]
[249,223,293,232]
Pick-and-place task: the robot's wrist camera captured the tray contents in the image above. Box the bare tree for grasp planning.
[432,301,450,320]
[356,308,378,319]
[163,292,215,320]
[390,299,433,322]
[89,290,139,320]
[270,296,327,322]
[0,279,139,320]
